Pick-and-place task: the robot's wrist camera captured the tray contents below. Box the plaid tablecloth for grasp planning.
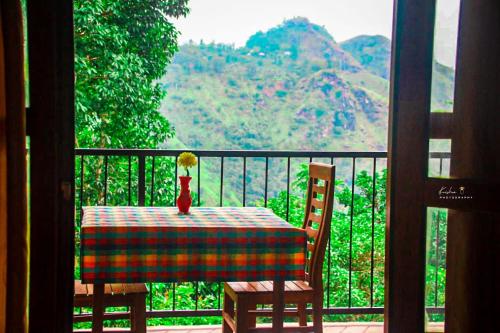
[81,206,306,283]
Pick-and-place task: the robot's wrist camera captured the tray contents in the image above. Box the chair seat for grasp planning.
[74,280,148,307]
[224,280,315,304]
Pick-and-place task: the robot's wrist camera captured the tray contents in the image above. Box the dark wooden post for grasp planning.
[446,0,500,331]
[27,0,75,332]
[138,155,146,206]
[385,0,436,332]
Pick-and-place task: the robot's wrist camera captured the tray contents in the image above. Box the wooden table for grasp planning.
[81,206,307,333]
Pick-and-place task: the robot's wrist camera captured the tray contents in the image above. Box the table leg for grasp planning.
[272,280,285,333]
[92,283,105,333]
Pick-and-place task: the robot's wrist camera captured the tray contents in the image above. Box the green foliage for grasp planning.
[275,90,288,98]
[246,17,335,55]
[425,209,447,322]
[74,0,189,149]
[340,35,391,79]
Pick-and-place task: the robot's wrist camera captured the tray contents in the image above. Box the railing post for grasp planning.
[138,155,146,206]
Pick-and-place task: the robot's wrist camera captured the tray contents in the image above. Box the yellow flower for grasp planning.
[177,152,197,176]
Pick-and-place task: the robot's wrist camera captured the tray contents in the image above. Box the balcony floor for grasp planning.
[76,322,445,333]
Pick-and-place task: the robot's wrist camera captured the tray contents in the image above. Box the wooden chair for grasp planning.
[222,163,336,333]
[74,280,148,333]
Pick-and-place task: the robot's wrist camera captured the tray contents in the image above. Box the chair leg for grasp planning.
[130,305,135,332]
[92,284,105,333]
[298,302,307,326]
[235,296,249,333]
[131,295,146,333]
[312,296,323,333]
[223,292,235,333]
[248,303,257,328]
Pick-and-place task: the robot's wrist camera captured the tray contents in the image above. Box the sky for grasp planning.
[173,0,394,45]
[173,0,460,67]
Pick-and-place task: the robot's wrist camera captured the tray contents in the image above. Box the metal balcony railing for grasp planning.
[73,149,448,322]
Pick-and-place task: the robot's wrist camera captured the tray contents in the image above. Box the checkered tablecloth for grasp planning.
[80,206,306,283]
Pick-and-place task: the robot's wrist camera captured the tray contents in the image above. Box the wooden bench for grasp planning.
[74,280,148,333]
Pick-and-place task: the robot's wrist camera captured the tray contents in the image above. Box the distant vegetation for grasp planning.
[160,17,454,206]
[161,17,454,153]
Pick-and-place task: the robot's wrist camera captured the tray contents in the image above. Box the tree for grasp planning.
[73,0,190,214]
[73,2,191,309]
[74,0,189,148]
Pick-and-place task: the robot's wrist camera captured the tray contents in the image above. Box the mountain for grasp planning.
[158,17,455,205]
[340,35,391,79]
[245,17,362,73]
[160,18,454,153]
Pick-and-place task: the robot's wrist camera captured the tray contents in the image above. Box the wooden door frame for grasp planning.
[445,0,500,331]
[26,0,480,332]
[385,0,436,332]
[27,0,75,332]
[387,0,500,331]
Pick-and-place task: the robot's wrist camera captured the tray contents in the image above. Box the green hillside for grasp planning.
[158,17,454,205]
[340,35,391,79]
[160,17,454,152]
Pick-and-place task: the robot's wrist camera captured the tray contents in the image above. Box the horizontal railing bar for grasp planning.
[74,148,389,159]
[147,309,221,318]
[322,307,384,315]
[75,149,449,159]
[73,310,223,322]
[71,329,131,333]
[429,152,451,159]
[72,312,131,322]
[73,306,444,322]
[425,307,446,314]
[147,307,387,318]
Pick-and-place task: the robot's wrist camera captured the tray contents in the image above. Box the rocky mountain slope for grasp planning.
[160,17,454,152]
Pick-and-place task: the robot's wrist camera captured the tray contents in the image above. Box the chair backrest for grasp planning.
[301,163,335,290]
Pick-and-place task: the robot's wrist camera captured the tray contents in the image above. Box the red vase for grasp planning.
[177,176,192,214]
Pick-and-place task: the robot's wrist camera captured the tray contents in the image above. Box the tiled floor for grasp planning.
[147,323,385,333]
[145,323,444,333]
[76,322,445,333]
